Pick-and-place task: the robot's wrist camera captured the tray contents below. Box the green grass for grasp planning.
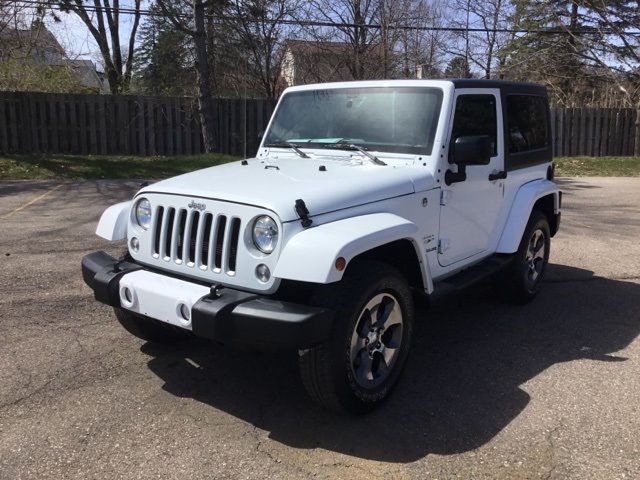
[0,153,239,180]
[0,153,638,180]
[554,156,640,177]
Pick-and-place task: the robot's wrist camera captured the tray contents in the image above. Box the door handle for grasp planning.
[488,170,507,181]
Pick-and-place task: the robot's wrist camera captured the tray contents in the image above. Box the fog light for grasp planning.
[179,303,191,322]
[122,287,133,303]
[130,237,139,252]
[256,264,271,283]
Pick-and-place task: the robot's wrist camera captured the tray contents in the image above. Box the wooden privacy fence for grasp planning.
[550,107,639,157]
[0,91,273,157]
[0,91,638,157]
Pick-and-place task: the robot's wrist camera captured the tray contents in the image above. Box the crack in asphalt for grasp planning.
[248,397,319,476]
[542,426,563,480]
[0,327,92,408]
[0,338,125,410]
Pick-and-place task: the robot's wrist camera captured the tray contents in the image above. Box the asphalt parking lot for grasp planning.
[0,177,639,479]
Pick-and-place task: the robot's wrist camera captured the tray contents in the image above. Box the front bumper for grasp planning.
[81,251,334,349]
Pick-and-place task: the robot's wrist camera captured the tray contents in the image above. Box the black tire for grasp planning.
[298,260,414,414]
[501,209,551,304]
[113,308,190,344]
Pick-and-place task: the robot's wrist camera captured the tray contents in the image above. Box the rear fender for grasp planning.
[496,180,561,253]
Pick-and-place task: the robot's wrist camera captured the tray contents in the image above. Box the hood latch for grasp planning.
[295,199,313,228]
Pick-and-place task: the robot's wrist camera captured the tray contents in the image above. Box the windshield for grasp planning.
[263,87,443,156]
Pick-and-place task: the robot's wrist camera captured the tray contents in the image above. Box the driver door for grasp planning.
[438,89,505,267]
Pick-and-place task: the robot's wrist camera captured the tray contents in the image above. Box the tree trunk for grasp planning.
[485,44,493,79]
[635,108,640,156]
[107,67,121,94]
[193,0,216,152]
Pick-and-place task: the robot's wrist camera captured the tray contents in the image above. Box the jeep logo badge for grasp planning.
[188,200,206,211]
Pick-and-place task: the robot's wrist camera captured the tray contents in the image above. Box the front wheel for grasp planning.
[298,261,414,414]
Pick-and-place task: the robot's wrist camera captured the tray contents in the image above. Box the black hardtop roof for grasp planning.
[449,78,547,95]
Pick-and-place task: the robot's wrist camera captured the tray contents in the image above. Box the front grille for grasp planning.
[151,206,241,275]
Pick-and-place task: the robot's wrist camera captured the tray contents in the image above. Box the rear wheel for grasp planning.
[501,210,551,303]
[298,261,414,414]
[114,308,190,344]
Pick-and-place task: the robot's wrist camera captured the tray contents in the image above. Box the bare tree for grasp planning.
[0,5,58,64]
[225,0,301,101]
[0,1,38,44]
[553,0,640,152]
[308,0,384,80]
[377,0,406,77]
[0,0,12,34]
[448,0,512,79]
[304,0,435,81]
[397,0,448,78]
[55,0,141,94]
[376,0,437,78]
[156,0,225,152]
[555,1,640,105]
[501,0,640,109]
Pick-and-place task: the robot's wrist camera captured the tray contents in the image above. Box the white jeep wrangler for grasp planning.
[82,79,561,413]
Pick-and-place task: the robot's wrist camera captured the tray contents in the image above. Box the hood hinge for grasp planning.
[295,199,313,228]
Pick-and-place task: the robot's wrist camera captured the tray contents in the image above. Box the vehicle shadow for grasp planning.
[142,263,640,462]
[555,177,602,191]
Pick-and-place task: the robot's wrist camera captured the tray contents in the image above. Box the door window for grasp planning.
[451,94,498,155]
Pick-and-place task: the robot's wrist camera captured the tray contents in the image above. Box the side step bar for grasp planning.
[431,254,513,300]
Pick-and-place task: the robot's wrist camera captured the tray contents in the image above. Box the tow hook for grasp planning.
[210,284,225,299]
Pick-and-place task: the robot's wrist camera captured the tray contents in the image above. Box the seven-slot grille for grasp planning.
[151,206,241,275]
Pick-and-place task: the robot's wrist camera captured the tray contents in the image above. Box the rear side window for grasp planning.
[507,95,549,153]
[451,94,497,155]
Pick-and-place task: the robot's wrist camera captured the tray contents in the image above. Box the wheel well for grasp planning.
[533,194,559,236]
[350,239,425,291]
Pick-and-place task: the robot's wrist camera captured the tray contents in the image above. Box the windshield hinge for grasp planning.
[295,199,313,228]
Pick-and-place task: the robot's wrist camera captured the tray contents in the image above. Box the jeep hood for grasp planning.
[140,157,435,222]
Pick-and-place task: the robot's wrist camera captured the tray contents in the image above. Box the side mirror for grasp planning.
[450,135,492,166]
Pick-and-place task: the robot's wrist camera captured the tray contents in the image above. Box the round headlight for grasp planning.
[252,215,278,253]
[135,198,152,230]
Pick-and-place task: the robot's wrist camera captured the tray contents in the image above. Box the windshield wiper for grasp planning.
[264,142,310,159]
[320,143,387,166]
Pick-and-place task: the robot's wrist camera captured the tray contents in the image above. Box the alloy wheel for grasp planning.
[349,293,404,388]
[525,228,546,287]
